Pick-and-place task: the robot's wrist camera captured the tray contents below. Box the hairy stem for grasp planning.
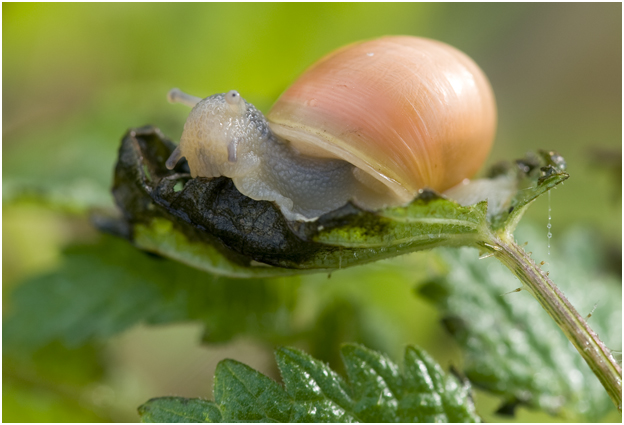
[485,231,622,411]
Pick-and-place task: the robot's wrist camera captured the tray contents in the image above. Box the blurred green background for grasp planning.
[3,3,621,423]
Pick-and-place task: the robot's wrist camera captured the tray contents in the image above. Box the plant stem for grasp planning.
[485,232,622,411]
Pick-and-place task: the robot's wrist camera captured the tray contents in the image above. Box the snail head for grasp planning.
[166,90,267,179]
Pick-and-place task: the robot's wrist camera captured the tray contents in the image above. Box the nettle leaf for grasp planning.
[418,225,622,421]
[138,398,223,423]
[106,126,567,275]
[3,235,298,351]
[138,344,481,423]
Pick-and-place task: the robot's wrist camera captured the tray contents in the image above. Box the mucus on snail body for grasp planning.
[166,36,497,221]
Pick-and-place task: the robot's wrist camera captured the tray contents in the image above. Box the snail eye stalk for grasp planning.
[225,90,240,105]
[225,90,245,114]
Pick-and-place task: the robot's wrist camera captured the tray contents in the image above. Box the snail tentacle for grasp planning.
[168,88,202,108]
[227,138,239,163]
[165,146,183,170]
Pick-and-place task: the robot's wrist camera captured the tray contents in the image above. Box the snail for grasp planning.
[166,36,497,221]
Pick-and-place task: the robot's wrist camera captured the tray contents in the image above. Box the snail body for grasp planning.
[166,36,497,221]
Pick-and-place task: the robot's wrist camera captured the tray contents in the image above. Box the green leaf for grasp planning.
[3,235,299,351]
[138,344,481,423]
[418,224,621,421]
[214,359,293,422]
[130,217,314,278]
[138,398,222,423]
[107,126,567,275]
[487,151,568,233]
[3,178,113,214]
[3,341,110,422]
[2,116,117,214]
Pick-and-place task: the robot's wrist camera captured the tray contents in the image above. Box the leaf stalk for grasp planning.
[485,231,622,411]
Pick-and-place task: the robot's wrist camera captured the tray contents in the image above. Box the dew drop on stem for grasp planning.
[547,190,552,255]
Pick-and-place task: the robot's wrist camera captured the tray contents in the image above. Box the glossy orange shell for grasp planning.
[267,36,497,202]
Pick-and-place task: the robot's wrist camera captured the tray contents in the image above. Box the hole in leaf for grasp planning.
[142,164,152,182]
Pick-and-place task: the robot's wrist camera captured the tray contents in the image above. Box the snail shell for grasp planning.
[166,36,497,221]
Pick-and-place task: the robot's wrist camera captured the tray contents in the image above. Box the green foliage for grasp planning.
[139,398,223,423]
[3,235,299,351]
[3,381,107,423]
[139,344,480,423]
[3,342,109,422]
[418,225,622,421]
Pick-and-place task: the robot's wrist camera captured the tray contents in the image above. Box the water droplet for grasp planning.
[547,190,552,255]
